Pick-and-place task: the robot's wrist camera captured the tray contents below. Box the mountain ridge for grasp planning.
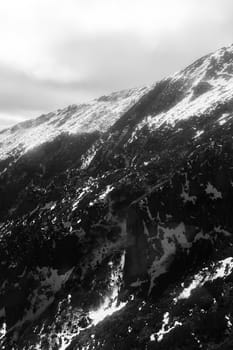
[1,43,233,163]
[1,44,233,349]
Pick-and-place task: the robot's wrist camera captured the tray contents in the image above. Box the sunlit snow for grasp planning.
[7,267,73,336]
[89,251,127,326]
[0,322,6,340]
[0,86,152,160]
[175,257,233,302]
[193,130,204,139]
[136,45,233,132]
[150,312,182,342]
[218,113,230,125]
[148,222,191,293]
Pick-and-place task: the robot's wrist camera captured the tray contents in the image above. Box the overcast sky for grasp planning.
[0,0,233,129]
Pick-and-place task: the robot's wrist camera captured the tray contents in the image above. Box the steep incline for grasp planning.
[0,86,150,162]
[1,44,233,349]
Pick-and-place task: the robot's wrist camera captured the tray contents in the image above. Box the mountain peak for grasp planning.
[1,44,233,164]
[176,43,233,84]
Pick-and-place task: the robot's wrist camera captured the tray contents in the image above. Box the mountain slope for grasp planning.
[1,44,233,349]
[0,86,151,162]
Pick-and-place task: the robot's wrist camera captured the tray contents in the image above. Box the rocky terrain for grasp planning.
[1,44,233,349]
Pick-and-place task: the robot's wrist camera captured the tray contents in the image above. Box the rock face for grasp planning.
[1,44,233,349]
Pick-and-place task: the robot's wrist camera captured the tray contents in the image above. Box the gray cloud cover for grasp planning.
[0,0,233,129]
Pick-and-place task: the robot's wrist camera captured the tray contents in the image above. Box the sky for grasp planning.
[0,0,233,130]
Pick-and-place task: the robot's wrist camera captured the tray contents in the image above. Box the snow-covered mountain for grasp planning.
[0,86,151,162]
[1,44,233,349]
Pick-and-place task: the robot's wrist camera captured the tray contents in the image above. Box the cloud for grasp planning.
[0,0,233,129]
[0,63,102,114]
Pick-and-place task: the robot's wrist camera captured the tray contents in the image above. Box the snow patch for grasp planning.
[180,173,197,204]
[205,182,222,200]
[218,113,230,126]
[81,147,97,170]
[193,130,204,139]
[0,322,6,340]
[214,226,231,236]
[72,185,92,211]
[175,257,233,302]
[89,252,127,326]
[226,315,232,329]
[150,312,182,342]
[9,267,73,335]
[0,86,152,161]
[99,185,114,202]
[148,223,191,293]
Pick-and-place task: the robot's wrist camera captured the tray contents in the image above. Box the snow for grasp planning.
[80,218,127,279]
[205,182,222,200]
[1,45,233,167]
[194,230,211,242]
[147,74,233,129]
[180,173,197,204]
[89,251,127,326]
[225,315,232,329]
[128,326,132,333]
[180,187,197,204]
[214,226,231,236]
[150,333,156,341]
[0,322,6,340]
[8,267,73,335]
[0,86,152,161]
[128,115,152,144]
[218,113,230,126]
[81,147,97,169]
[72,185,92,211]
[191,332,202,346]
[150,312,182,342]
[1,46,233,170]
[175,257,233,302]
[134,46,233,133]
[41,201,56,211]
[193,130,204,139]
[98,185,114,202]
[52,327,74,350]
[148,223,191,293]
[38,294,85,350]
[89,292,126,326]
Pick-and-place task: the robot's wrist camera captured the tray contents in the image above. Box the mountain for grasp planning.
[1,44,233,349]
